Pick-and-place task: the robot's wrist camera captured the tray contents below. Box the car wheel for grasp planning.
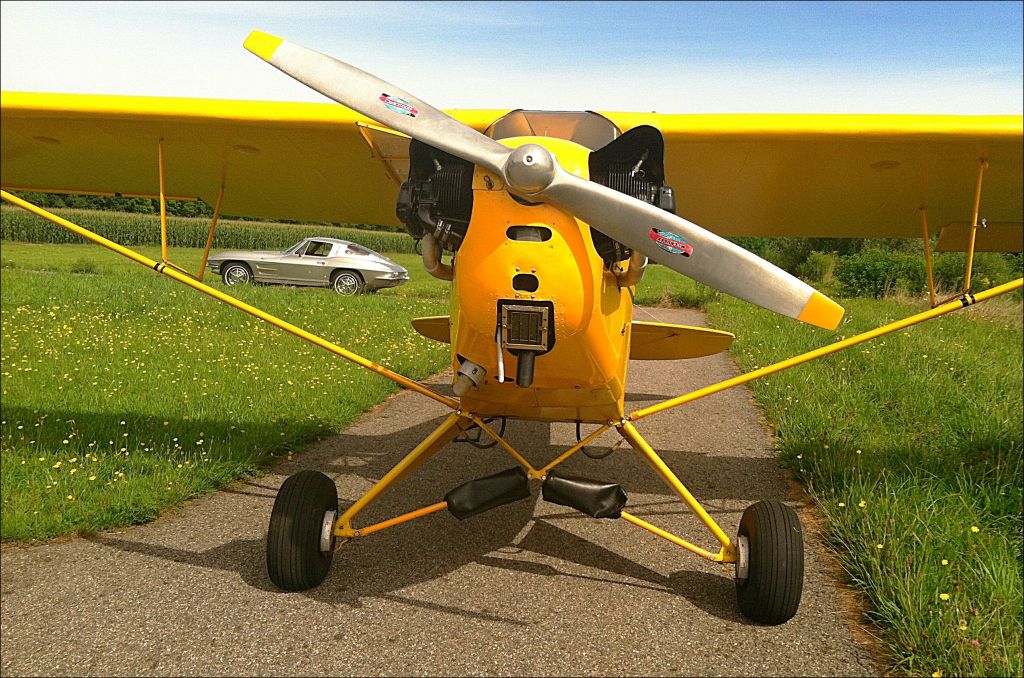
[222,262,253,286]
[331,270,364,295]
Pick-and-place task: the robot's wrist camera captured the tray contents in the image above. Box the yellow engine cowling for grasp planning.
[451,137,635,423]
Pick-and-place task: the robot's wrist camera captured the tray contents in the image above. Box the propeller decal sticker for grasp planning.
[649,228,693,257]
[379,93,419,117]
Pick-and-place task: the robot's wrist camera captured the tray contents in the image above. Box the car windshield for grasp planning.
[285,240,305,255]
[345,244,372,256]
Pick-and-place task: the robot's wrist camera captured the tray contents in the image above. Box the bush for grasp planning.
[932,252,1018,293]
[0,207,415,254]
[835,249,926,298]
[796,251,838,282]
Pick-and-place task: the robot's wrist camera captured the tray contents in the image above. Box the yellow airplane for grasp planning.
[1,31,1021,625]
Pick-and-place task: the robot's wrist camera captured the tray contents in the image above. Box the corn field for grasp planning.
[0,207,416,254]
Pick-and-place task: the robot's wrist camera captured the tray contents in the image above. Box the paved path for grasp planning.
[1,308,878,676]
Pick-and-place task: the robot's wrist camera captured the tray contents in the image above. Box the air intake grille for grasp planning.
[501,305,550,351]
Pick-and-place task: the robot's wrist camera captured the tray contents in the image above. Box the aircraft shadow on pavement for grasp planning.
[87,414,776,625]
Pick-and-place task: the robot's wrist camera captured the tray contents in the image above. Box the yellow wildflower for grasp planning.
[970,526,980,533]
[858,500,866,508]
[941,559,949,566]
[939,593,950,601]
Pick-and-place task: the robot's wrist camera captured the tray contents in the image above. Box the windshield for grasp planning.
[484,110,621,150]
[284,240,305,255]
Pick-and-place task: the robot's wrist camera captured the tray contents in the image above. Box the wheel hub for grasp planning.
[319,509,337,552]
[735,534,750,581]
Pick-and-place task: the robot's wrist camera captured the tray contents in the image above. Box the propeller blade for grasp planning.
[540,167,844,329]
[243,30,510,175]
[244,31,843,330]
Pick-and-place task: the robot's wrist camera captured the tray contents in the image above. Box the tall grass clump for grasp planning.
[0,206,415,254]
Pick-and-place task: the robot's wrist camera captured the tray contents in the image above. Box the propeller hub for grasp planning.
[505,144,557,195]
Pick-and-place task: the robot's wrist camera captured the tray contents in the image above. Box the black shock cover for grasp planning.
[445,466,531,520]
[541,472,628,519]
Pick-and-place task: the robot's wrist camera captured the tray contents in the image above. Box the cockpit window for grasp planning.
[484,110,621,150]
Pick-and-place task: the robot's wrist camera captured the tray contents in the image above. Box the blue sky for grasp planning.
[1,1,1021,113]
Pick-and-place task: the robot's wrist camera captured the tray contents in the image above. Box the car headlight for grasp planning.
[382,271,408,279]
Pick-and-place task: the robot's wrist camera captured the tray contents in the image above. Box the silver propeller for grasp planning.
[244,30,843,329]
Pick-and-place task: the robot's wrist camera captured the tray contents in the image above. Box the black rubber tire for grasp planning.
[735,500,804,625]
[330,269,364,295]
[221,262,252,286]
[266,470,338,591]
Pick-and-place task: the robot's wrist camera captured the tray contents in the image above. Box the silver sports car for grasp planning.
[207,237,409,295]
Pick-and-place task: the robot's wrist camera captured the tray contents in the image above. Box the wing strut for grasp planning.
[627,276,1023,423]
[963,159,989,294]
[920,207,938,307]
[0,190,459,410]
[154,140,226,282]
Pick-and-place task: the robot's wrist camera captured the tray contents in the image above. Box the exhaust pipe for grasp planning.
[421,233,454,281]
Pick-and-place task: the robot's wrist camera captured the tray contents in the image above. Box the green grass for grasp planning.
[707,294,1022,677]
[0,205,415,253]
[0,242,450,541]
[2,234,1021,676]
[633,263,719,308]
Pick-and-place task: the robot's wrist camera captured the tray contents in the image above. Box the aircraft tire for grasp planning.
[266,470,338,591]
[734,500,804,625]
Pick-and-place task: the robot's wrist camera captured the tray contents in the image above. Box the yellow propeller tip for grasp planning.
[797,291,845,330]
[244,30,283,61]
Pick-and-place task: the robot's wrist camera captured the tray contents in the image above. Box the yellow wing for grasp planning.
[0,91,502,226]
[605,112,1022,251]
[2,92,1021,251]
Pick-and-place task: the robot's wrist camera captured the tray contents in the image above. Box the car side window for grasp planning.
[302,241,333,258]
[345,244,372,256]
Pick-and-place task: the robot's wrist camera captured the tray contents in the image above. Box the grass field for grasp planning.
[709,294,1022,677]
[0,242,450,540]
[2,231,1021,676]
